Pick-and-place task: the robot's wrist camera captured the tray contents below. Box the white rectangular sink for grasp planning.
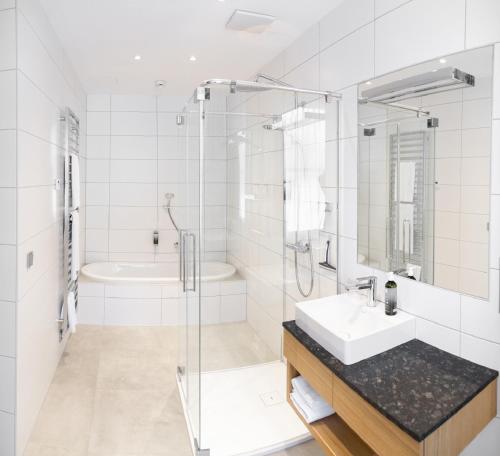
[295,292,416,365]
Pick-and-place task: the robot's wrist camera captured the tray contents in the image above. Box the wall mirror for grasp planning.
[357,46,493,299]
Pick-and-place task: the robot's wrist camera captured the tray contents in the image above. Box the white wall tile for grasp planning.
[0,71,16,129]
[0,9,16,70]
[108,229,154,253]
[111,95,156,112]
[466,0,500,48]
[110,136,157,159]
[109,206,156,230]
[0,189,15,244]
[86,206,109,230]
[87,136,110,159]
[86,183,109,206]
[157,95,190,113]
[0,356,15,413]
[86,229,109,252]
[494,44,500,119]
[79,280,105,297]
[105,284,161,299]
[86,159,110,183]
[77,296,105,325]
[374,0,466,76]
[461,333,500,416]
[17,131,59,188]
[104,298,162,325]
[109,183,157,206]
[111,112,157,136]
[0,301,15,357]
[339,188,357,238]
[87,94,110,112]
[492,120,500,194]
[396,277,461,329]
[0,131,15,188]
[162,298,179,325]
[320,23,374,91]
[415,318,460,355]
[220,278,246,295]
[0,411,15,456]
[0,0,15,11]
[320,0,374,50]
[87,112,110,135]
[110,159,156,183]
[17,186,56,242]
[461,269,500,344]
[220,294,246,323]
[157,113,180,136]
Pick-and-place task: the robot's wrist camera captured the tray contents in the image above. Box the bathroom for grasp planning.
[0,0,499,454]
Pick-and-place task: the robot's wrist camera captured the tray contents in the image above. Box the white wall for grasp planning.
[256,0,500,453]
[85,94,227,264]
[0,2,18,454]
[0,0,87,453]
[263,0,500,450]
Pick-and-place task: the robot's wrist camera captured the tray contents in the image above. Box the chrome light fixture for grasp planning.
[360,67,475,103]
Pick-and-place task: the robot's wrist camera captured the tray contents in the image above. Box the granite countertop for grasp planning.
[283,320,498,442]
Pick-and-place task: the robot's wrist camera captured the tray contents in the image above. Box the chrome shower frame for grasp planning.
[193,77,342,299]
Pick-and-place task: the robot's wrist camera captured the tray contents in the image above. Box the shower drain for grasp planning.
[259,391,284,407]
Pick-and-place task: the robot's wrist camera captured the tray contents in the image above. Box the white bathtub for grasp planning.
[81,261,236,283]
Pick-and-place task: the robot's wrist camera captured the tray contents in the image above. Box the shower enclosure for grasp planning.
[175,78,340,455]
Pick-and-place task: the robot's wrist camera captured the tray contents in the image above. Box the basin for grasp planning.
[295,292,416,365]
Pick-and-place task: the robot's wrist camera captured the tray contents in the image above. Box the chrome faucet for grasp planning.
[346,276,377,307]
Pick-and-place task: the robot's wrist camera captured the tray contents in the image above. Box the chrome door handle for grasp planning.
[181,232,187,292]
[188,233,196,292]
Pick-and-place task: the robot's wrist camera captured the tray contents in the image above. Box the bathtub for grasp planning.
[81,261,236,283]
[78,261,246,326]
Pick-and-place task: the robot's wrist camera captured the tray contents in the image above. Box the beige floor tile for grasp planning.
[87,387,190,454]
[26,385,95,453]
[25,323,316,456]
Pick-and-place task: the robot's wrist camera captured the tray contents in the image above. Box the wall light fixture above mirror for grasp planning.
[357,46,493,299]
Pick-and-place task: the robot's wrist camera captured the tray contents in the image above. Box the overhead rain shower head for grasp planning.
[360,67,475,104]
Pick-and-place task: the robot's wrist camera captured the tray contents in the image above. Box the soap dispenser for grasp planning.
[385,272,397,316]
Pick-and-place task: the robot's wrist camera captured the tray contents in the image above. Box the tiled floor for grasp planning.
[24,324,325,456]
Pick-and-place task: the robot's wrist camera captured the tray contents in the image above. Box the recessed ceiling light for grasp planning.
[134,55,141,61]
[155,80,166,87]
[189,56,197,62]
[366,81,372,85]
[439,58,447,64]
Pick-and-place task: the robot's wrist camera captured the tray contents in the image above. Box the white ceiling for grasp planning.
[40,0,339,96]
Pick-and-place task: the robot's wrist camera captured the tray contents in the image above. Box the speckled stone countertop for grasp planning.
[283,320,498,442]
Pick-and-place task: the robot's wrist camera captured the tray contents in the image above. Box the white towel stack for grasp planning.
[70,153,80,209]
[70,210,80,280]
[290,376,335,424]
[67,291,78,333]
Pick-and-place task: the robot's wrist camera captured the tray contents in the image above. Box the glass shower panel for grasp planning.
[177,94,202,450]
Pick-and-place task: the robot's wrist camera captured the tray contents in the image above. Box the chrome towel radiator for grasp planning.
[58,108,80,341]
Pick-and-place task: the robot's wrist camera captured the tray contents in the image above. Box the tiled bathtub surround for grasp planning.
[78,276,247,326]
[85,94,227,264]
[257,0,500,453]
[0,0,87,453]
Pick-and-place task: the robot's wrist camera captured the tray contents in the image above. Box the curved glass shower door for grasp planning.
[177,93,203,453]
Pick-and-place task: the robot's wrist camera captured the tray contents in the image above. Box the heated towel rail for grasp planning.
[58,108,80,341]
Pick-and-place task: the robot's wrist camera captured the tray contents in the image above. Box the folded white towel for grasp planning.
[290,390,334,424]
[70,210,80,281]
[67,291,78,334]
[291,376,325,409]
[70,153,80,209]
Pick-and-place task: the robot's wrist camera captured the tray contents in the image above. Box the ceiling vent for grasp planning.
[226,10,275,33]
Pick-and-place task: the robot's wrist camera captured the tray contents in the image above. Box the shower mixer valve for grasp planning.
[286,241,310,254]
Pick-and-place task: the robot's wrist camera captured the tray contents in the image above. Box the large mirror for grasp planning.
[357,46,493,299]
